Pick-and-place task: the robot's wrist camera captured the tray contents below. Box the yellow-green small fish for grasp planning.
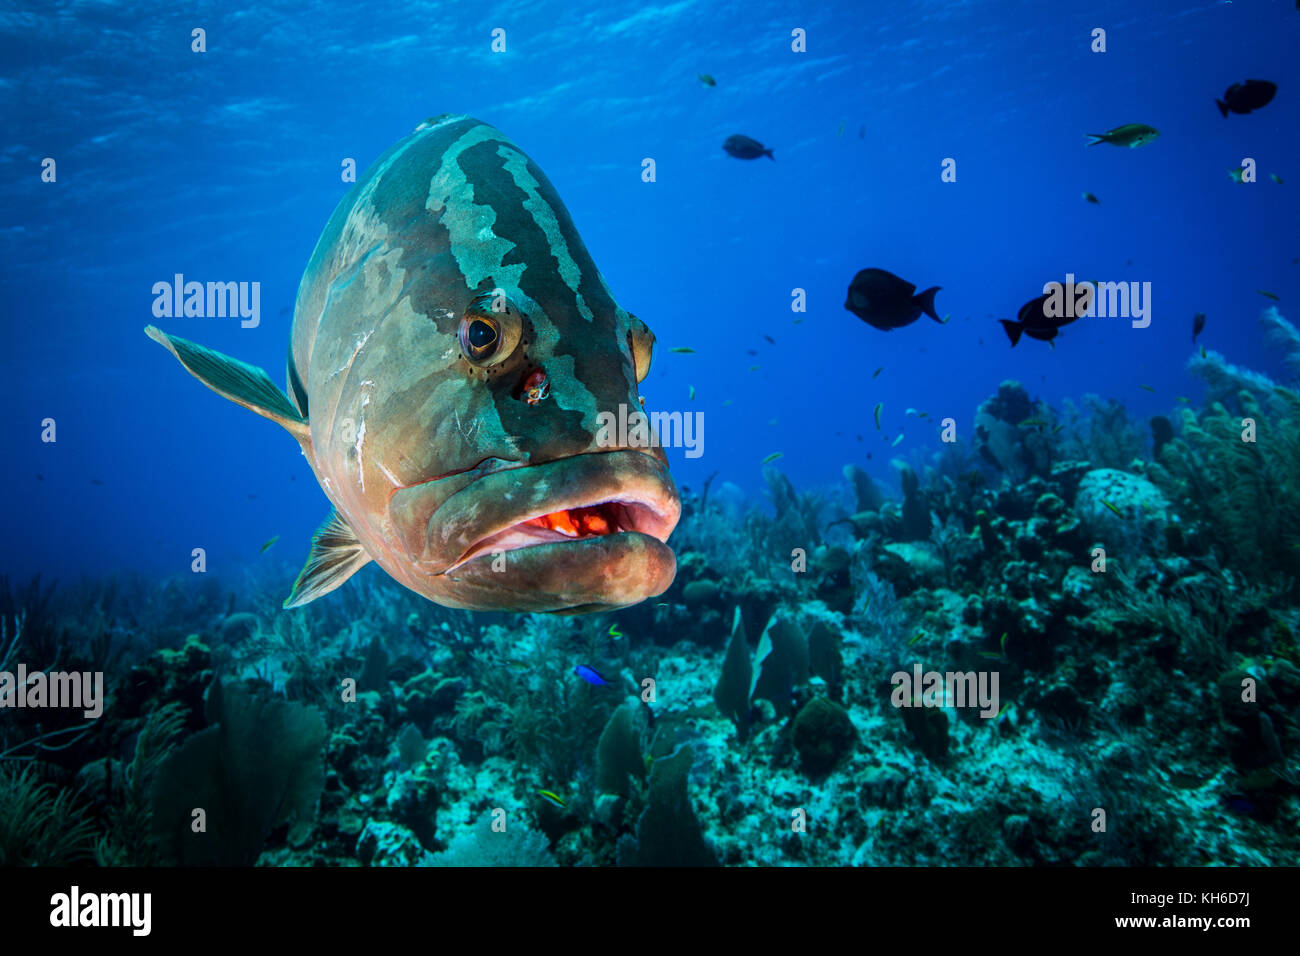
[1000,632,1008,654]
[837,120,845,137]
[874,402,883,429]
[939,313,951,324]
[260,535,279,553]
[670,346,695,353]
[1018,418,1047,428]
[1139,384,1154,392]
[872,367,883,378]
[723,399,734,406]
[1229,167,1247,183]
[792,318,803,324]
[748,364,760,372]
[698,73,716,87]
[1052,423,1064,434]
[1258,290,1280,301]
[892,434,904,447]
[1086,123,1159,148]
[978,650,1002,659]
[908,631,925,647]
[918,411,929,419]
[761,452,783,464]
[1272,173,1283,184]
[608,624,622,639]
[1176,396,1189,402]
[537,790,566,809]
[768,418,778,426]
[1083,191,1100,204]
[688,385,695,400]
[1102,499,1123,518]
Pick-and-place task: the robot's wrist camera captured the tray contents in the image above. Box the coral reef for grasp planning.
[6,313,1300,868]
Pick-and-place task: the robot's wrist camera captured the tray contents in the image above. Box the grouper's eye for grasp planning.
[466,318,497,353]
[459,290,523,367]
[628,314,655,383]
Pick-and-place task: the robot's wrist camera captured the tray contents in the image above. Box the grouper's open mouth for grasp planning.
[391,449,680,612]
[448,498,675,572]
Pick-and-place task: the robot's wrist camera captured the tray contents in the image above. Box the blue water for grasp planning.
[2,0,1297,586]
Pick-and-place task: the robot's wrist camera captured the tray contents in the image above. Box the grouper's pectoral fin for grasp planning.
[145,325,310,443]
[283,510,373,608]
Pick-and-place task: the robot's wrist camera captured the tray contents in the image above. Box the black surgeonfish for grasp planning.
[844,268,942,331]
[999,290,1088,347]
[723,134,774,160]
[1217,80,1276,118]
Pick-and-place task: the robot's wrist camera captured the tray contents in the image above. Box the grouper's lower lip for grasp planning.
[445,530,677,612]
[415,450,680,611]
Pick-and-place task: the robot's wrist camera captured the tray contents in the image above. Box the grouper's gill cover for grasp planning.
[146,115,680,613]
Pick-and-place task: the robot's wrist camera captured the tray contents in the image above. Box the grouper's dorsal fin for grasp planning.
[283,510,373,609]
[145,325,310,443]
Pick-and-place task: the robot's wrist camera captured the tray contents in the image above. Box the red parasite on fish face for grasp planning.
[522,368,549,405]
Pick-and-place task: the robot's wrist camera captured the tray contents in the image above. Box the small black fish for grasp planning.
[858,125,865,139]
[698,73,716,87]
[844,268,942,331]
[35,473,43,481]
[763,335,775,345]
[746,349,758,356]
[998,291,1086,347]
[1217,79,1277,118]
[723,134,774,161]
[90,479,103,486]
[1192,312,1206,342]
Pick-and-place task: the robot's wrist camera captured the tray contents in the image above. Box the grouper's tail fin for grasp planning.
[145,325,310,443]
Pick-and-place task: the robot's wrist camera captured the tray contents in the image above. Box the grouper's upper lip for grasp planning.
[390,455,528,494]
[430,449,679,574]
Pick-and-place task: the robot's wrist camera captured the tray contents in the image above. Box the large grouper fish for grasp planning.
[147,114,680,613]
